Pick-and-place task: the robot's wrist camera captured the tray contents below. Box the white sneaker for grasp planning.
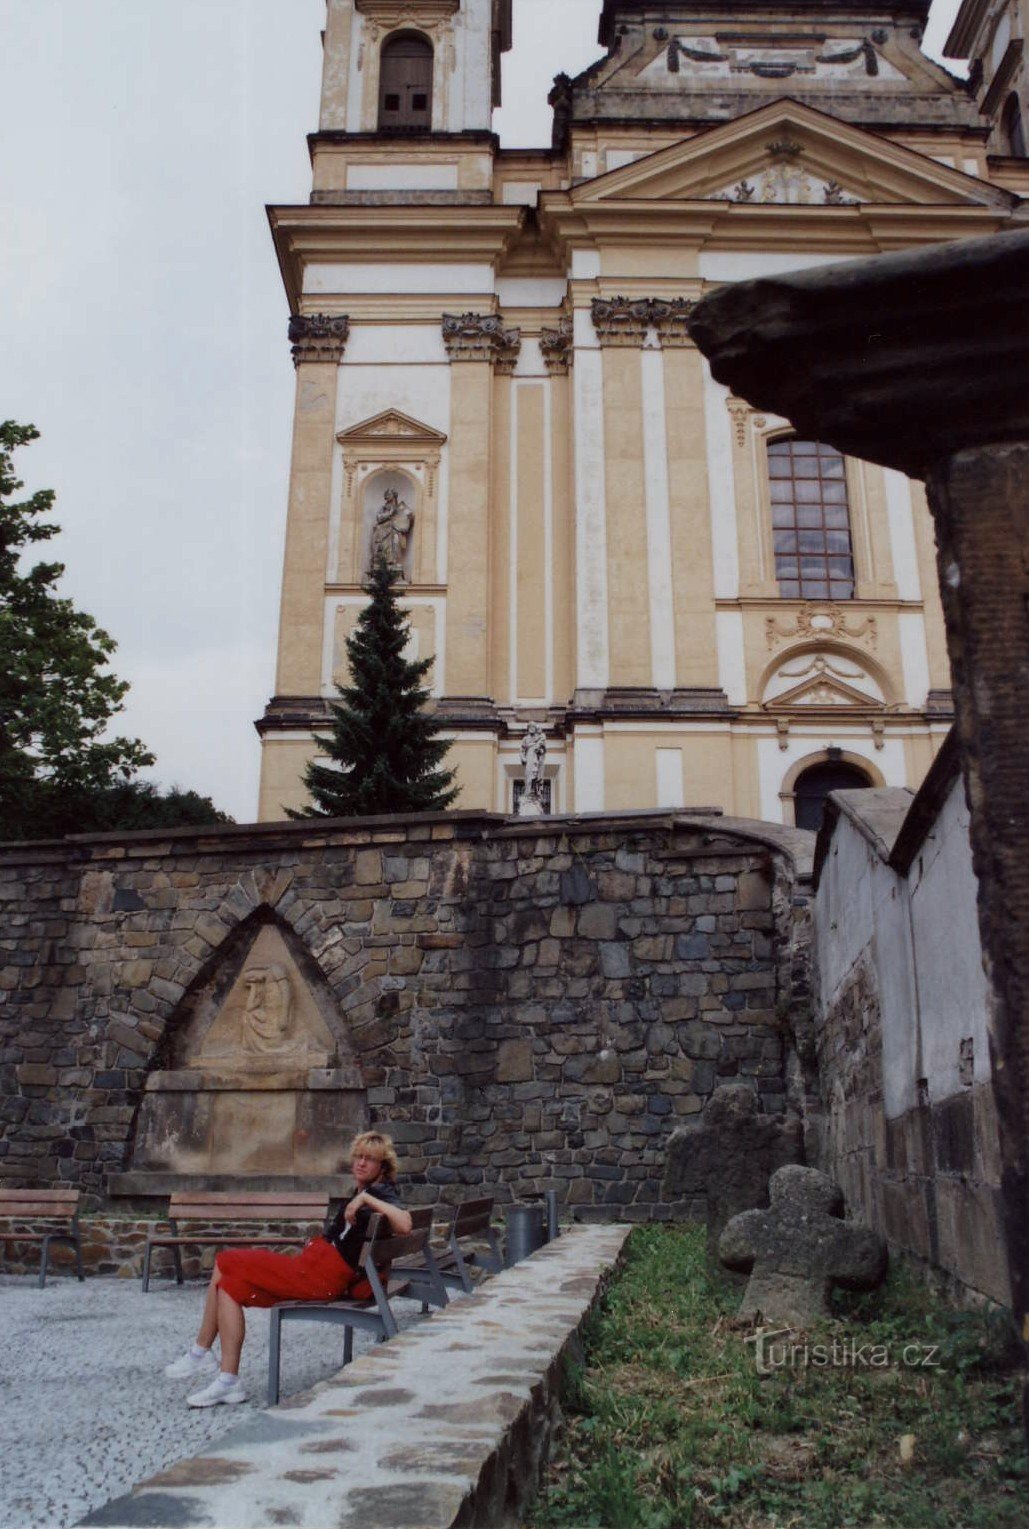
[164,1347,218,1380]
[186,1373,248,1408]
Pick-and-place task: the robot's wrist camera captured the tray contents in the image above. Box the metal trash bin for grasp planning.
[504,1203,545,1267]
[543,1189,560,1242]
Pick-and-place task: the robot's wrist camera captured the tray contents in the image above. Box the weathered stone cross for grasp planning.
[719,1164,887,1326]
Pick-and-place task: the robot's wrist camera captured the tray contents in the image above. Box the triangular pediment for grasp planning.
[766,672,886,711]
[571,101,1012,210]
[337,409,447,448]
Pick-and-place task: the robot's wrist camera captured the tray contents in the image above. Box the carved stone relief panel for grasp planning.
[130,920,367,1181]
[178,925,338,1074]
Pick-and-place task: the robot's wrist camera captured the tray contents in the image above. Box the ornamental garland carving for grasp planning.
[590,296,695,348]
[664,36,883,80]
[725,395,766,447]
[441,312,521,373]
[289,314,350,367]
[765,604,879,650]
[540,319,574,375]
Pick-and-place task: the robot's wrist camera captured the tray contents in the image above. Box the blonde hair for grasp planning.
[349,1130,399,1182]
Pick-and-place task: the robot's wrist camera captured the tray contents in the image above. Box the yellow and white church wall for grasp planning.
[257,0,1019,825]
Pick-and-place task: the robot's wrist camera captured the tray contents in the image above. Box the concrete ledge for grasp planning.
[80,1223,630,1529]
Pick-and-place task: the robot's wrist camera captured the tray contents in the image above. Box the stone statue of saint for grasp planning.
[369,487,414,575]
[239,963,296,1056]
[518,722,547,817]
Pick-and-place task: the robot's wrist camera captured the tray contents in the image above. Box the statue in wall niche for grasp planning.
[518,722,547,817]
[369,487,414,575]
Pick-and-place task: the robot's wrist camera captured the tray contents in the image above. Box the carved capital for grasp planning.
[442,312,521,372]
[591,296,652,348]
[592,296,695,348]
[289,314,350,367]
[540,319,574,375]
[651,297,695,349]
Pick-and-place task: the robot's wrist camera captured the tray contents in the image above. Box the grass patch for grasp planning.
[529,1225,1026,1528]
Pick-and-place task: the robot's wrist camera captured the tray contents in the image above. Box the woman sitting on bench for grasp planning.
[164,1130,412,1407]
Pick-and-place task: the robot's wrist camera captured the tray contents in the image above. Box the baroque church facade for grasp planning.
[256,0,1026,825]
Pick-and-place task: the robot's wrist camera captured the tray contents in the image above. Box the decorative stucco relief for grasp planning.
[762,651,888,709]
[648,34,904,83]
[766,604,878,650]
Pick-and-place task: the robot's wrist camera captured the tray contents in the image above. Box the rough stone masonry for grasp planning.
[0,809,812,1227]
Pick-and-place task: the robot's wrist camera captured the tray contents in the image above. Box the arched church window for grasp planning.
[794,760,871,834]
[768,438,855,600]
[1002,93,1026,158]
[378,33,433,131]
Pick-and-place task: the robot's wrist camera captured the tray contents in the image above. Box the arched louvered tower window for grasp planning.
[379,33,433,131]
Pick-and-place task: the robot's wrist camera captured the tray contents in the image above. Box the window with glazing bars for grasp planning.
[769,438,855,600]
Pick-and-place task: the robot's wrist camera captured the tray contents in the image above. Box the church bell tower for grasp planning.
[316,0,511,136]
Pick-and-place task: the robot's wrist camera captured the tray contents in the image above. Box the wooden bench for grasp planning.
[0,1188,84,1287]
[401,1195,504,1302]
[142,1192,329,1292]
[267,1206,446,1406]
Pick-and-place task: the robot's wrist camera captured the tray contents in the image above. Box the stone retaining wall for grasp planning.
[81,1223,632,1529]
[0,810,812,1218]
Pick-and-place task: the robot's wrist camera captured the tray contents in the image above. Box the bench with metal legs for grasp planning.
[141,1192,328,1292]
[401,1195,504,1306]
[266,1207,446,1406]
[0,1190,85,1288]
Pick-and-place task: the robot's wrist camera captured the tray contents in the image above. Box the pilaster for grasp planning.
[441,313,516,698]
[275,316,350,696]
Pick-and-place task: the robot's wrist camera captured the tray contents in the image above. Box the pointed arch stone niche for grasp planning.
[118,913,368,1193]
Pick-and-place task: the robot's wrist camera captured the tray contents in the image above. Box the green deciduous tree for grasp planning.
[291,553,458,819]
[0,422,230,840]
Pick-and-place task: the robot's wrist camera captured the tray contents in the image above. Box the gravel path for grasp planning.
[1,1272,426,1529]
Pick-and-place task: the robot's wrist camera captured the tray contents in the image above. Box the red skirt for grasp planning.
[216,1237,367,1308]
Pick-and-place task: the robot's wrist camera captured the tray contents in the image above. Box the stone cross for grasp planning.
[719,1164,886,1326]
[662,1083,802,1257]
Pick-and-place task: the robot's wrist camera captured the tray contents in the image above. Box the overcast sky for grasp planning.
[1,0,963,821]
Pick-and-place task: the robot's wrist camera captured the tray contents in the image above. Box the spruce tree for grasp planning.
[291,553,458,818]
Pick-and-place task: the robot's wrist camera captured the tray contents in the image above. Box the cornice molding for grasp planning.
[442,312,521,371]
[288,313,350,366]
[543,197,1010,262]
[268,204,525,312]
